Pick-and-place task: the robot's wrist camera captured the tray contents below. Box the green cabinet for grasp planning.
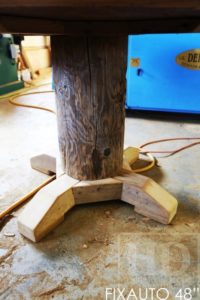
[0,35,24,95]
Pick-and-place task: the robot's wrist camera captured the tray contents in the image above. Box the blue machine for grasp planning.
[126,33,200,114]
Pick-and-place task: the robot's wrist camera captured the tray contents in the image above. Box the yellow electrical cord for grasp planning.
[0,82,56,114]
[0,82,50,100]
[0,175,56,220]
[9,90,55,114]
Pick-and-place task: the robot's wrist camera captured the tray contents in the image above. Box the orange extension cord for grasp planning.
[139,137,200,156]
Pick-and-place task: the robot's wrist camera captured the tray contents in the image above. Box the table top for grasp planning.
[0,0,200,20]
[0,0,200,34]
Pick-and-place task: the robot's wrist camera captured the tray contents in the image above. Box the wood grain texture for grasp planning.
[52,35,127,180]
[18,174,78,242]
[73,178,122,204]
[116,173,178,224]
[31,154,56,175]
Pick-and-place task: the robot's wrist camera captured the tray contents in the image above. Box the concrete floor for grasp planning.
[0,85,200,299]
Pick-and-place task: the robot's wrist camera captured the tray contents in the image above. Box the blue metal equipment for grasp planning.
[126,33,200,114]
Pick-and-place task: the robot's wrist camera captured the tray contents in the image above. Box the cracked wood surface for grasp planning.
[52,35,127,180]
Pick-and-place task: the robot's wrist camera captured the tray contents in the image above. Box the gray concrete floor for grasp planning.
[0,84,200,299]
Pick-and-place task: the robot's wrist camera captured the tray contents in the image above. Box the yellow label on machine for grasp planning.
[176,49,200,70]
[130,58,140,67]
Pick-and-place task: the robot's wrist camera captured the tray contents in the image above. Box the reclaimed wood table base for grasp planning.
[18,35,178,242]
[18,152,178,242]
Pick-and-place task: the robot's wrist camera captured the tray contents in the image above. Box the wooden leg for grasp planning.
[17,35,178,242]
[120,147,178,223]
[31,154,56,175]
[116,174,177,224]
[18,175,78,242]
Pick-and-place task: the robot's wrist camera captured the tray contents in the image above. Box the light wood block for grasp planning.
[18,174,78,242]
[31,154,56,175]
[22,47,51,77]
[123,146,140,171]
[116,173,178,224]
[73,178,122,205]
[123,146,140,165]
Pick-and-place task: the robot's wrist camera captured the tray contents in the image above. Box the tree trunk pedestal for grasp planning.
[17,35,178,242]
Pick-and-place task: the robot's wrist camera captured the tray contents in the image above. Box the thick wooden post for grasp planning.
[52,36,127,180]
